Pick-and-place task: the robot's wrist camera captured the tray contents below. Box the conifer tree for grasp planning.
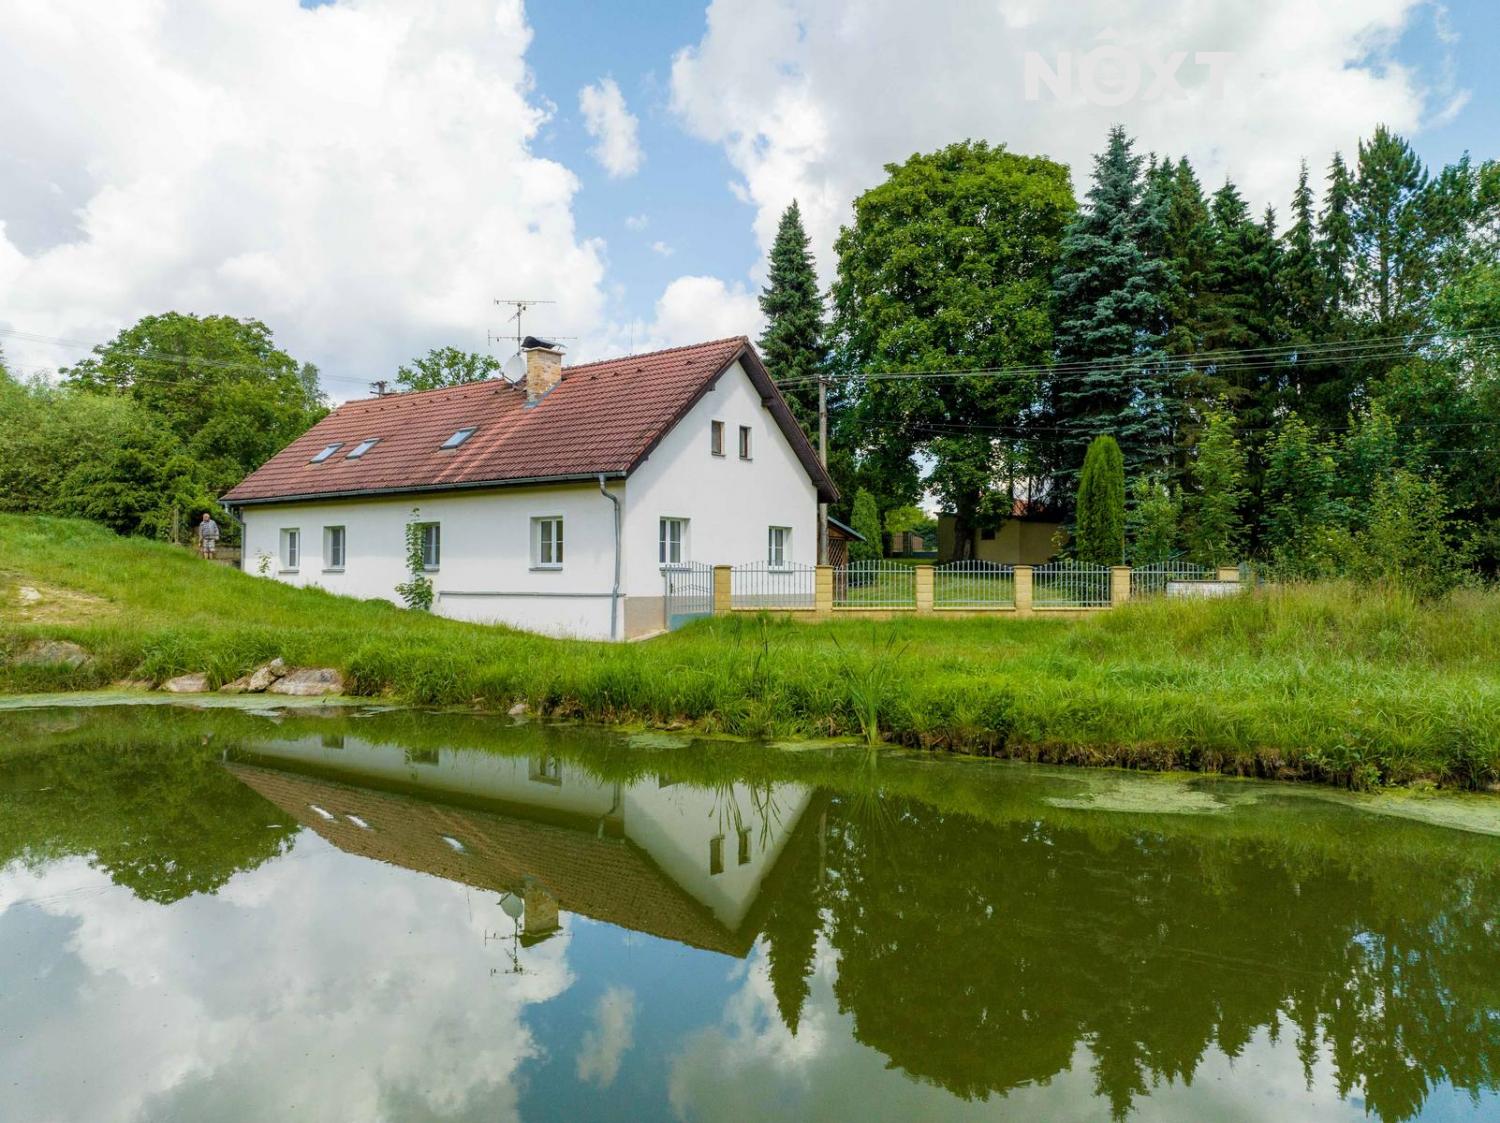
[1049,127,1168,486]
[1075,435,1125,565]
[759,200,826,435]
[1318,152,1358,320]
[1280,162,1337,421]
[848,488,883,561]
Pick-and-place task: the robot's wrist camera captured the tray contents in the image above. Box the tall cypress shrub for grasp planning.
[1075,435,1125,565]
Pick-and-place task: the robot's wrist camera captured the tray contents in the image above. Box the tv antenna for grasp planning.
[492,299,575,352]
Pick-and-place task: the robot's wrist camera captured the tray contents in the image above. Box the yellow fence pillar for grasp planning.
[1217,565,1241,582]
[1110,565,1132,606]
[814,565,834,617]
[1014,565,1034,615]
[914,565,934,614]
[712,565,732,614]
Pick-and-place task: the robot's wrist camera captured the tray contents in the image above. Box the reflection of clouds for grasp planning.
[575,984,637,1088]
[667,938,1401,1123]
[0,836,573,1123]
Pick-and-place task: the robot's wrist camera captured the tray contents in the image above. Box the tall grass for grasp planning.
[3,514,1500,789]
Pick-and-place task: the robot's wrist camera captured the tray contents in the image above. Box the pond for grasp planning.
[2,701,1498,1122]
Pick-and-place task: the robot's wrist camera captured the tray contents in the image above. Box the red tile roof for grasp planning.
[223,337,837,505]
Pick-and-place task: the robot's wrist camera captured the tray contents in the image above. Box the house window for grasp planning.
[659,517,688,565]
[529,755,562,786]
[310,442,342,463]
[533,517,563,568]
[417,523,440,570]
[738,827,751,866]
[768,526,790,567]
[739,425,752,460]
[711,419,725,456]
[441,427,476,449]
[709,835,725,876]
[280,528,300,571]
[346,438,380,459]
[323,525,346,570]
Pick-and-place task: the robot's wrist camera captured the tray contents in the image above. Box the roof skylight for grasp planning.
[310,442,343,463]
[346,438,380,459]
[441,427,477,449]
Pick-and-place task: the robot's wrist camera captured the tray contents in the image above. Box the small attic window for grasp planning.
[310,442,342,463]
[346,438,380,459]
[441,427,476,450]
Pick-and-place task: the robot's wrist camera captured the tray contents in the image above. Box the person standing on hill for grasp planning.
[197,512,220,559]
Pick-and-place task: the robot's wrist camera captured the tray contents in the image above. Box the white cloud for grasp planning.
[0,845,571,1123]
[670,0,1446,282]
[650,240,674,256]
[625,213,650,231]
[579,76,644,179]
[0,0,606,395]
[575,984,637,1087]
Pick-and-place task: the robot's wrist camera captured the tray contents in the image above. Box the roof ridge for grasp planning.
[561,335,748,375]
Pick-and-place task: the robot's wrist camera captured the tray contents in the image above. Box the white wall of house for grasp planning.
[239,481,620,639]
[620,358,819,596]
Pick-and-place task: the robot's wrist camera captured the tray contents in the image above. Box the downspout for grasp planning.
[598,474,621,640]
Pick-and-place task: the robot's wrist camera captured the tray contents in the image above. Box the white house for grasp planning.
[223,337,837,640]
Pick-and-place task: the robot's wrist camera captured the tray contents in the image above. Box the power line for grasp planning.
[772,326,1500,390]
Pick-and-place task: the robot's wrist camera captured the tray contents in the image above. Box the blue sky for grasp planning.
[3,1,1496,393]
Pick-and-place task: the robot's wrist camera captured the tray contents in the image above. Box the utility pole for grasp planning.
[369,379,390,397]
[818,375,829,565]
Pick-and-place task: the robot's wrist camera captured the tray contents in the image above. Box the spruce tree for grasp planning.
[1318,152,1358,319]
[1075,435,1125,565]
[1353,126,1430,334]
[1281,162,1337,422]
[759,200,826,435]
[1049,126,1168,488]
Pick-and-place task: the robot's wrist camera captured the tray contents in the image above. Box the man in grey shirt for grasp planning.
[197,512,220,559]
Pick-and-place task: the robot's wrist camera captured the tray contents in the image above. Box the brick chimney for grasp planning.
[522,336,564,403]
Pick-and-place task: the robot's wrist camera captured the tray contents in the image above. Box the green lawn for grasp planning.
[4,514,1500,790]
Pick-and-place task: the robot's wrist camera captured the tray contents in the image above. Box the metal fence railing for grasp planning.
[834,557,912,605]
[834,560,917,608]
[730,561,816,610]
[1130,558,1214,598]
[1032,561,1111,607]
[933,561,1016,608]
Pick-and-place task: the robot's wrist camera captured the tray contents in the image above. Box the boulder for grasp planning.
[220,658,289,694]
[11,639,92,668]
[268,667,345,696]
[161,672,210,693]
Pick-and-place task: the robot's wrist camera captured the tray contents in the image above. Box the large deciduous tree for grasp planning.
[830,140,1074,559]
[62,312,326,497]
[395,347,501,393]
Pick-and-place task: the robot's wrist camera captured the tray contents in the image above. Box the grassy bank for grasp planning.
[3,514,1499,789]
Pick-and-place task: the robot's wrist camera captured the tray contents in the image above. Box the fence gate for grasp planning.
[663,562,714,631]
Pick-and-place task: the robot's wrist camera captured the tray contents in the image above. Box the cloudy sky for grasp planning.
[1,0,1495,400]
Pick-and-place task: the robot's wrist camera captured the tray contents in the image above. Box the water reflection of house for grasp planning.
[225,736,815,957]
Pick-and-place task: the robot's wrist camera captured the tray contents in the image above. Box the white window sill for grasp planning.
[531,564,563,572]
[279,568,299,575]
[659,562,691,571]
[322,567,344,574]
[421,567,440,574]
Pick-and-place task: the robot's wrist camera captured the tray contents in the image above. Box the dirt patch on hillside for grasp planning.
[1,575,116,625]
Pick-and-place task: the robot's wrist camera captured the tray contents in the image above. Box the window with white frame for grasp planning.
[417,522,440,569]
[659,517,688,565]
[280,528,301,571]
[323,525,346,570]
[738,425,752,459]
[710,419,725,456]
[768,526,790,567]
[532,517,563,567]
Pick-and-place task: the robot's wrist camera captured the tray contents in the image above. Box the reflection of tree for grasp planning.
[764,794,1500,1123]
[0,733,297,904]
